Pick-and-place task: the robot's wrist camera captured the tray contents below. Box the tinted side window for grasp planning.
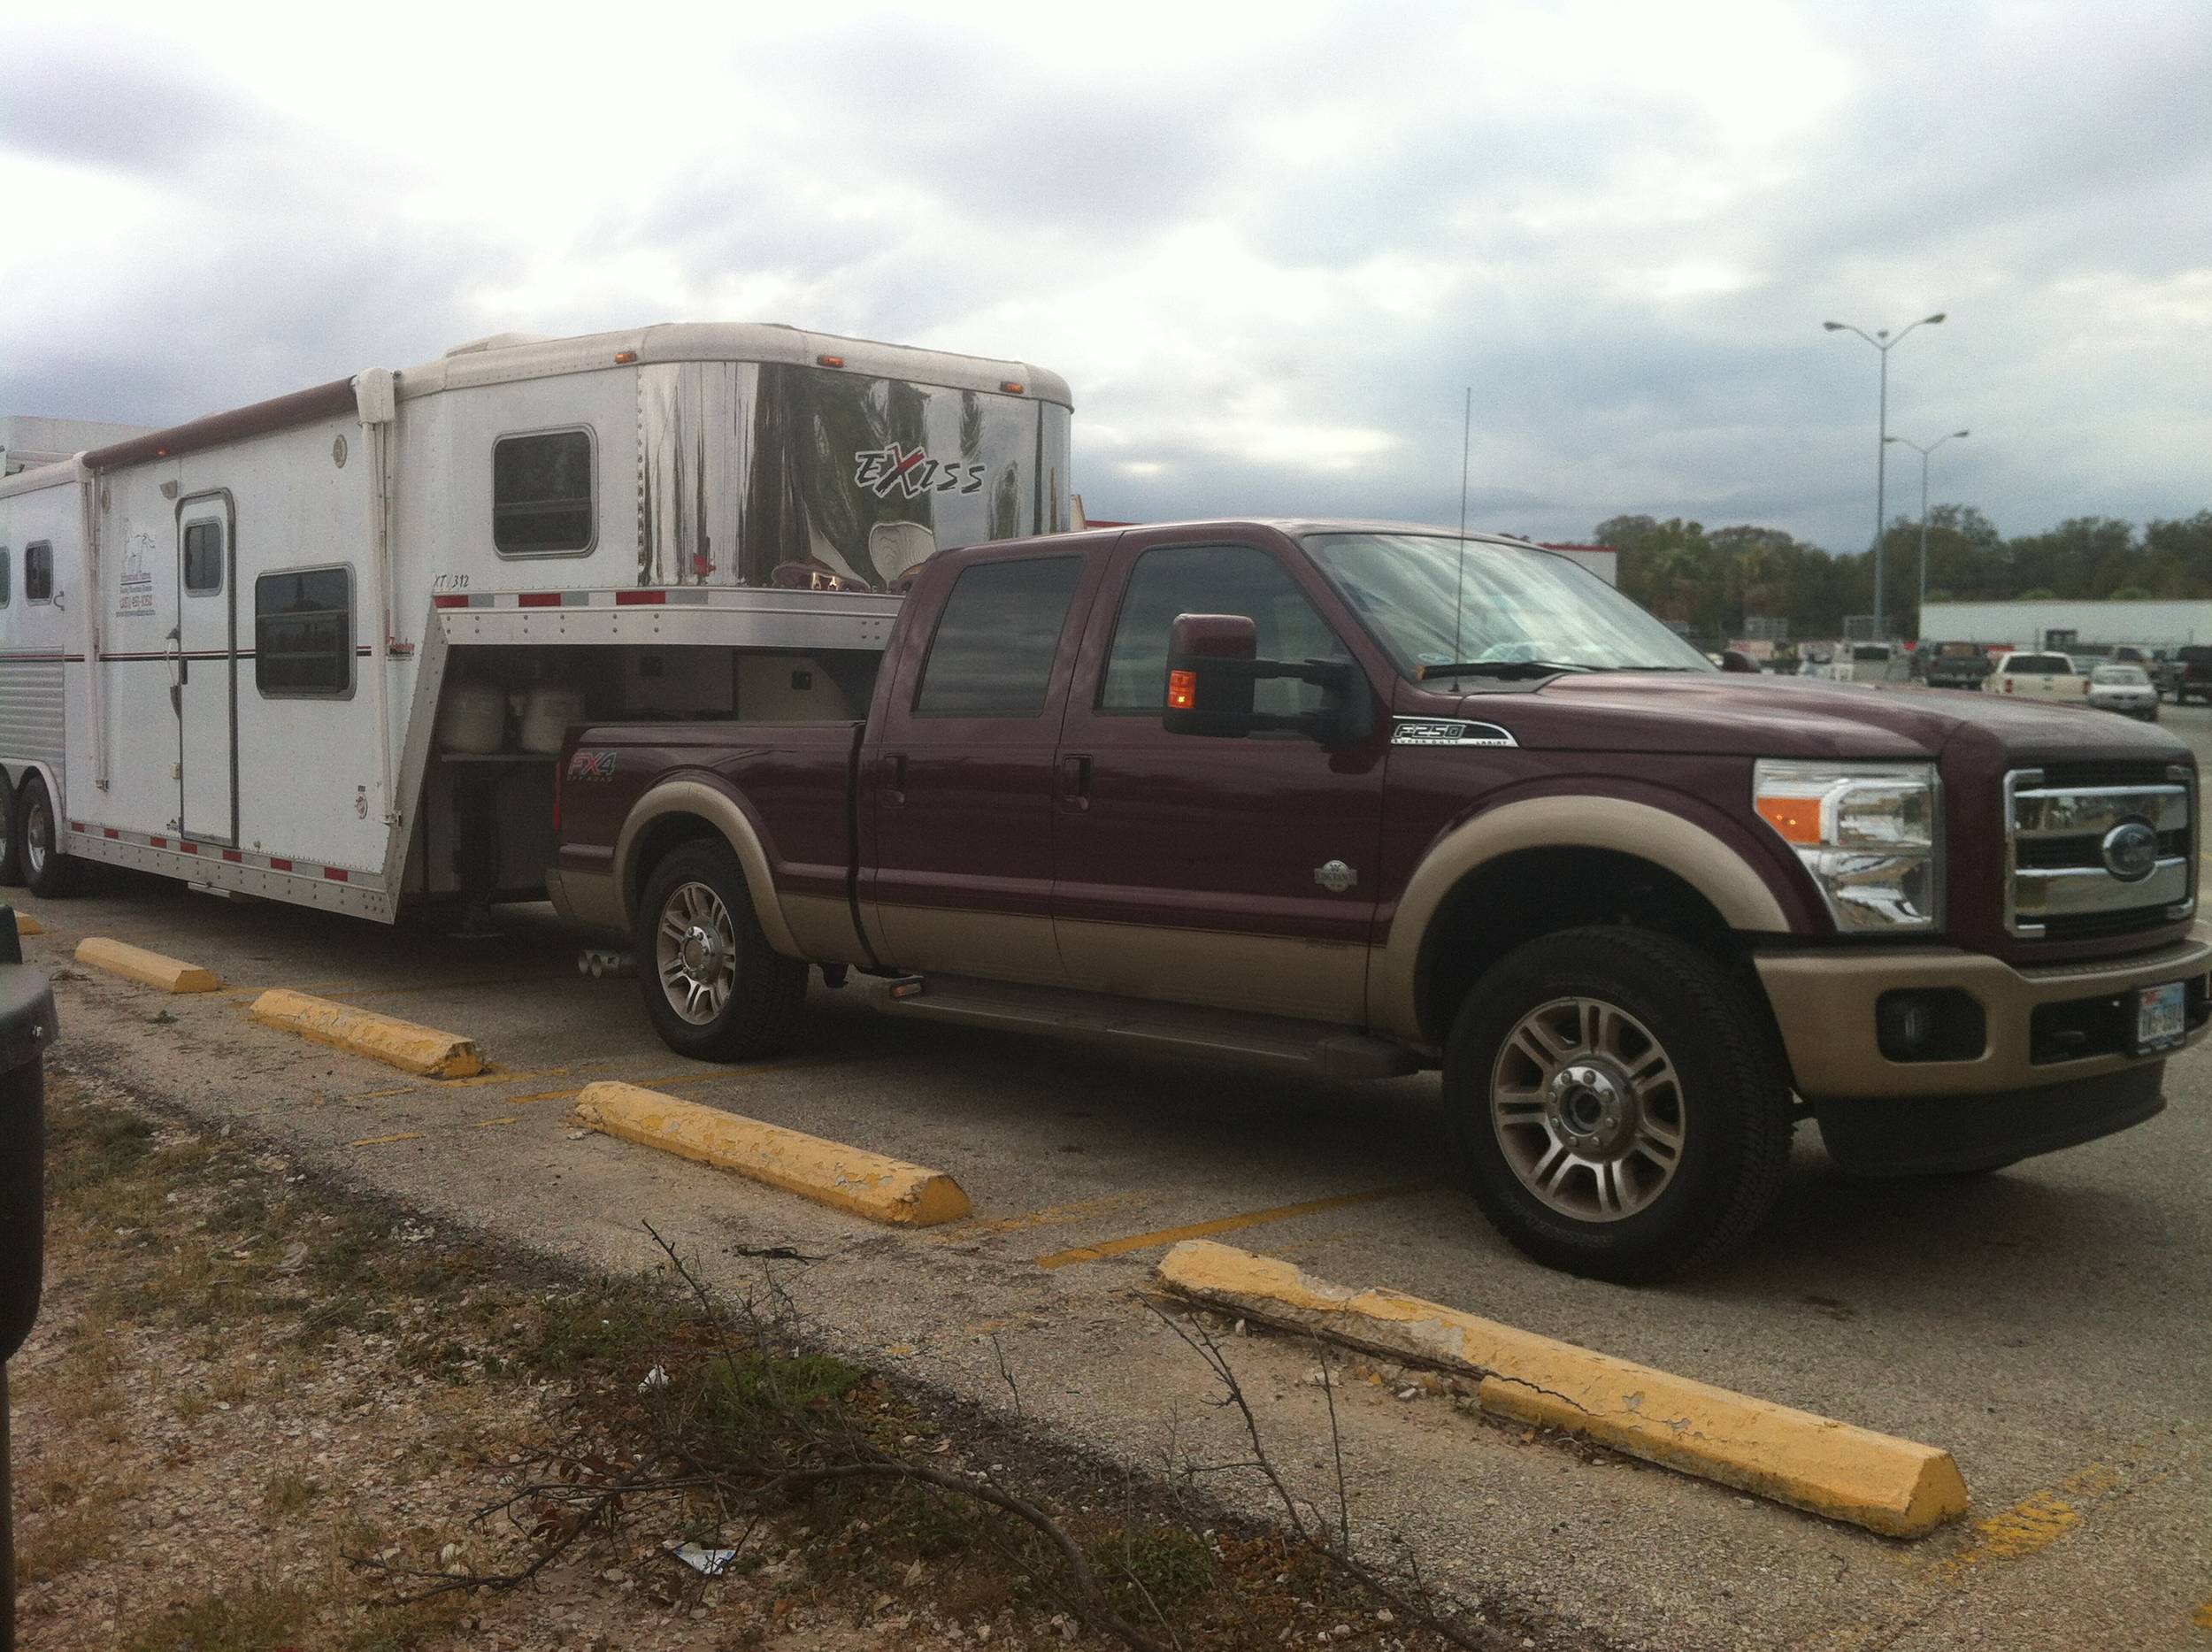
[183,521,224,594]
[255,567,354,697]
[24,542,52,603]
[1101,544,1348,715]
[913,557,1084,718]
[493,429,595,555]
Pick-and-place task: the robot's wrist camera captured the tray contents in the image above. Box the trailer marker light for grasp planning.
[104,827,120,839]
[817,354,845,368]
[179,841,199,855]
[1168,669,1197,711]
[613,350,638,364]
[1000,380,1025,394]
[615,589,666,605]
[518,591,562,607]
[150,835,168,849]
[1753,796,1824,845]
[324,868,349,882]
[222,849,242,863]
[270,857,293,872]
[433,594,467,609]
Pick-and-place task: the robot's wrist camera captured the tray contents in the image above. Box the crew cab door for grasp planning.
[861,548,1101,980]
[1050,533,1387,1024]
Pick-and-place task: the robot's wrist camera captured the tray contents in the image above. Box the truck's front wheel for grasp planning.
[636,841,809,1062]
[1446,927,1793,1284]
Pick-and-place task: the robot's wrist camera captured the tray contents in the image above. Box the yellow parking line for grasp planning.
[348,1131,424,1148]
[1033,1181,1432,1271]
[472,1116,521,1129]
[919,1188,1160,1246]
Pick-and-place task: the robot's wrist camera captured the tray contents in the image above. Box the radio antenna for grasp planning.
[1454,386,1471,662]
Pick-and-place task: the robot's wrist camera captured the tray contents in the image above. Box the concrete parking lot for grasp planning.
[15,698,2212,1651]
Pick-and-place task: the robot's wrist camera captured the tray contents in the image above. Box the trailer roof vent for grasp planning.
[443,332,554,357]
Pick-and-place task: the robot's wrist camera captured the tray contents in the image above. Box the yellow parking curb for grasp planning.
[250,988,483,1078]
[75,937,222,993]
[1156,1240,1969,1539]
[14,911,42,937]
[570,1081,972,1227]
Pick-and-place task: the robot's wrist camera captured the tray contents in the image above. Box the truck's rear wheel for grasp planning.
[1446,927,1793,1284]
[15,773,81,898]
[636,840,808,1061]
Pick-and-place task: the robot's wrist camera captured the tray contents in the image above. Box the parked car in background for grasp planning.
[2166,646,2212,705]
[1985,650,2085,702]
[1924,642,1994,691]
[2087,664,2161,721]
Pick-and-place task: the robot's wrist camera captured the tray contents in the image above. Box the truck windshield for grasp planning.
[1301,532,1712,678]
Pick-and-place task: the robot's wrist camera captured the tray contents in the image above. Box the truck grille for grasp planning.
[2004,764,2195,940]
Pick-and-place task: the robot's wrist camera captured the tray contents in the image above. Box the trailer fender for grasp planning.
[612,779,804,960]
[2,763,64,830]
[1371,793,1792,1041]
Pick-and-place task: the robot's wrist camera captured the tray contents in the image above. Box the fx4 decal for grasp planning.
[565,749,618,782]
[853,443,987,501]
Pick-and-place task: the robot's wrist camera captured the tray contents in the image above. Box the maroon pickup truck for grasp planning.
[549,520,2209,1280]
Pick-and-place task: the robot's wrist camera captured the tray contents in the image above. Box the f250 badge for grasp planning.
[1390,718,1518,748]
[565,749,618,782]
[854,444,987,500]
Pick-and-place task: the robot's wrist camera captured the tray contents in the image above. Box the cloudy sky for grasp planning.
[2,0,2205,553]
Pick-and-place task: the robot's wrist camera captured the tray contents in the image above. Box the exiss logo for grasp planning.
[853,444,987,501]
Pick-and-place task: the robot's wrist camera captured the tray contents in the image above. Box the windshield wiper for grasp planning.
[1418,659,1604,680]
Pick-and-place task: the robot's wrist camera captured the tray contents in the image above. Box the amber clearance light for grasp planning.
[1167,669,1197,711]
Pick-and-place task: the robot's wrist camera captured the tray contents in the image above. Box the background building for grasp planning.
[1921,598,2212,651]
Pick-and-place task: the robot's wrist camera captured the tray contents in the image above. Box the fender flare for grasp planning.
[612,778,803,958]
[1371,793,1793,1040]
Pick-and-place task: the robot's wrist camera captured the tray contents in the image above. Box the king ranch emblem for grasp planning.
[853,443,987,500]
[1315,859,1358,894]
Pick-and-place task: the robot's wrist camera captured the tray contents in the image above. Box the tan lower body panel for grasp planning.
[1056,918,1371,1024]
[1756,935,2212,1099]
[545,868,621,933]
[780,892,870,965]
[871,904,1067,982]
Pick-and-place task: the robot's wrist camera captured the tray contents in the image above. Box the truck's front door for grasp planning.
[862,548,1100,980]
[174,494,238,845]
[1051,534,1387,1025]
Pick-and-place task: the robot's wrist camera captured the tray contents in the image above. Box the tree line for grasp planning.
[1594,507,2212,642]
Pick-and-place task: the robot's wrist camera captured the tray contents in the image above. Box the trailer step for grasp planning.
[874,975,1421,1080]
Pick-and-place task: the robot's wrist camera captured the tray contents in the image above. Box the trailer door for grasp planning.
[175,496,237,845]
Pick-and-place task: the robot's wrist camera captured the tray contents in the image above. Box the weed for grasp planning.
[120,1583,318,1652]
[1089,1524,1218,1623]
[514,1281,687,1377]
[44,1104,156,1195]
[264,1471,321,1515]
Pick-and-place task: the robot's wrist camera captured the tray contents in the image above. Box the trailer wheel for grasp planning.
[636,840,808,1061]
[0,775,20,887]
[15,775,81,900]
[1445,926,1793,1284]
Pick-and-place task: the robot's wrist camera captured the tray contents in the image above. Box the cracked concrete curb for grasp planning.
[1156,1238,1971,1538]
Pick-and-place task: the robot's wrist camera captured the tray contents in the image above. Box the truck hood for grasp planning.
[1418,672,2193,766]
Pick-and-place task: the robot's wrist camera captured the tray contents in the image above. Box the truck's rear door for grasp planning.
[860,546,1103,980]
[1048,531,1387,1025]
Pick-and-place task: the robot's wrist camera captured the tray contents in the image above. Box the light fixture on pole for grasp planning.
[1823,312,1946,636]
[1885,429,1970,639]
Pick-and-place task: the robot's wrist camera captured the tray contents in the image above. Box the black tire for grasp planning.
[1444,926,1793,1284]
[635,839,809,1061]
[0,774,21,887]
[16,772,82,898]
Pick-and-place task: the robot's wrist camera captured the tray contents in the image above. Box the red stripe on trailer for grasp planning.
[179,842,200,855]
[615,589,667,605]
[150,835,168,849]
[104,828,120,839]
[518,591,562,607]
[269,857,293,872]
[70,821,84,833]
[222,849,243,863]
[433,594,467,609]
[323,867,349,882]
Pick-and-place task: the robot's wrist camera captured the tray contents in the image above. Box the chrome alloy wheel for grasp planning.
[22,790,49,880]
[655,880,738,1026]
[1490,996,1686,1222]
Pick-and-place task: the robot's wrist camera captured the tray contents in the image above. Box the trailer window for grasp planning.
[183,521,224,594]
[255,566,354,697]
[25,542,52,603]
[913,556,1083,718]
[0,549,10,607]
[493,428,595,556]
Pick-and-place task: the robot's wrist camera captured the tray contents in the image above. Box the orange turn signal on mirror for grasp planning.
[1755,795,1824,845]
[1167,669,1197,711]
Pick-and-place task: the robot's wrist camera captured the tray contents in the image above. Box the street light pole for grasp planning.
[1823,312,1947,637]
[1886,429,1970,639]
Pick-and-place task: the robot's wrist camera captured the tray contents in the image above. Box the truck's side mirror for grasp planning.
[1162,613,1370,744]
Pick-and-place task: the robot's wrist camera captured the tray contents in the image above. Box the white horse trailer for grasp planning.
[0,323,1072,921]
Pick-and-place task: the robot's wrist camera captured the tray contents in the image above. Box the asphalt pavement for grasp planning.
[12,695,2212,1651]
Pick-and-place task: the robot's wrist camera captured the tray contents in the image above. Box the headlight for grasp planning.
[1753,759,1941,932]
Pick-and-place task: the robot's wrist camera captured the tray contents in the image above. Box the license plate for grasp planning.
[2133,981,2187,1055]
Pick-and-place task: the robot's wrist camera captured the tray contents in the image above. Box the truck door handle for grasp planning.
[1059,753,1092,811]
[880,753,906,805]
